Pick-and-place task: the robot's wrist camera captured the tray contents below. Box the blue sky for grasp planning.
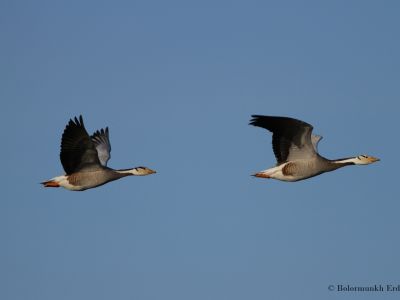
[1,1,399,299]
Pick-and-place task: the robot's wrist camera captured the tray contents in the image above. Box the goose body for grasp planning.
[42,116,156,191]
[250,115,379,182]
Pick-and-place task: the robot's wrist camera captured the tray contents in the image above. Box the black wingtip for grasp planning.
[69,115,85,128]
[249,115,263,126]
[105,127,109,137]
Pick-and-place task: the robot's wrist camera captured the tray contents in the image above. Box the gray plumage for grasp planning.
[91,127,111,166]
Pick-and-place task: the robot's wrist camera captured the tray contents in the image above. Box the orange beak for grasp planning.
[368,156,380,163]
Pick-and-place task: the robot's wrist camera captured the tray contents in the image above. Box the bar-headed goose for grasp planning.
[249,115,379,182]
[42,116,156,191]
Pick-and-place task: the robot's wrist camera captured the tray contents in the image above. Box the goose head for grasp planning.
[355,155,380,165]
[116,167,157,176]
[131,166,157,175]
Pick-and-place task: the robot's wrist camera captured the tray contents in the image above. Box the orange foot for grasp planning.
[41,180,60,187]
[252,172,271,178]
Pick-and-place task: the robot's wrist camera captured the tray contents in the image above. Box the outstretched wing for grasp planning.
[91,127,111,166]
[60,116,101,174]
[311,134,323,152]
[249,115,317,165]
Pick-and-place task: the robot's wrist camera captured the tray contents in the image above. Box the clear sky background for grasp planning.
[1,1,399,299]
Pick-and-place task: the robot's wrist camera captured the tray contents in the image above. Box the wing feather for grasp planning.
[91,127,111,166]
[60,116,100,174]
[249,115,317,164]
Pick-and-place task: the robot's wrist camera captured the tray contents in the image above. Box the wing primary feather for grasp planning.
[91,125,112,166]
[60,116,100,174]
[249,115,316,164]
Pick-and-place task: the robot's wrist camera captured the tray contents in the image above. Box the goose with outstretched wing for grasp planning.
[249,115,379,182]
[42,116,156,191]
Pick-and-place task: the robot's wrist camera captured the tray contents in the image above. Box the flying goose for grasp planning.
[249,115,379,182]
[42,116,156,191]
